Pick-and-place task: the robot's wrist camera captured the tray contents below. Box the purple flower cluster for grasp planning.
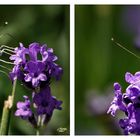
[10,42,63,127]
[10,42,62,88]
[107,72,140,135]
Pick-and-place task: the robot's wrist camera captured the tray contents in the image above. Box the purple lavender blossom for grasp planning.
[15,96,32,119]
[24,61,47,87]
[40,44,63,80]
[48,63,63,80]
[40,44,58,62]
[33,86,62,117]
[9,65,23,81]
[15,86,62,126]
[107,83,126,116]
[10,43,28,65]
[108,71,140,135]
[28,43,40,61]
[9,42,63,87]
[12,42,63,129]
[119,103,140,135]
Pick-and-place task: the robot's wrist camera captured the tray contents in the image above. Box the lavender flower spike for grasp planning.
[9,42,63,88]
[107,82,126,116]
[11,42,63,132]
[108,71,140,135]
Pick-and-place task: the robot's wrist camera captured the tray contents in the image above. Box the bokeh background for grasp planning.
[75,5,140,135]
[0,5,69,135]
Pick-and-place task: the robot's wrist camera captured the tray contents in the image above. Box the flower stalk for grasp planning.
[0,79,17,135]
[36,116,41,135]
[0,96,12,135]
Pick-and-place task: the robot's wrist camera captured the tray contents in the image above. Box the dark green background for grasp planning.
[0,5,69,135]
[75,5,140,135]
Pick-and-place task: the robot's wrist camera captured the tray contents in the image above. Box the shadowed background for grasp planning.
[75,5,140,135]
[0,5,69,135]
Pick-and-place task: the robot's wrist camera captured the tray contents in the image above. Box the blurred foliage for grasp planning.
[0,5,69,135]
[75,5,140,135]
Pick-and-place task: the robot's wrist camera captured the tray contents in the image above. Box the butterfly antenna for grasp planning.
[111,38,140,60]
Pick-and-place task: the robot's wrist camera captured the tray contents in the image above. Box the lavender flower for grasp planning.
[12,42,63,131]
[40,44,58,62]
[9,65,24,81]
[15,96,32,119]
[9,42,63,88]
[108,71,140,135]
[107,83,126,117]
[24,61,47,87]
[119,103,140,135]
[33,86,62,124]
[33,86,62,116]
[10,43,28,65]
[15,86,62,126]
[28,43,40,61]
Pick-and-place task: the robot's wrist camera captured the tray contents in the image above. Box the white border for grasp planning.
[70,2,75,136]
[1,0,139,5]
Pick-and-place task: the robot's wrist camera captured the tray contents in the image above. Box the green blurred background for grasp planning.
[0,5,69,135]
[75,5,140,135]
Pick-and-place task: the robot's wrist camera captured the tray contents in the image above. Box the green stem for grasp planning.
[0,100,11,135]
[11,78,17,101]
[36,128,40,135]
[36,116,41,135]
[0,79,17,135]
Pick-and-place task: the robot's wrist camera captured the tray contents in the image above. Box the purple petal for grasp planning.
[125,72,134,84]
[24,74,32,82]
[32,78,39,87]
[29,42,40,61]
[38,73,47,81]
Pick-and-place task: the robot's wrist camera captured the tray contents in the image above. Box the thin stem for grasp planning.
[0,98,11,135]
[8,78,17,135]
[10,78,17,107]
[0,79,17,135]
[36,116,41,135]
[36,128,40,135]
